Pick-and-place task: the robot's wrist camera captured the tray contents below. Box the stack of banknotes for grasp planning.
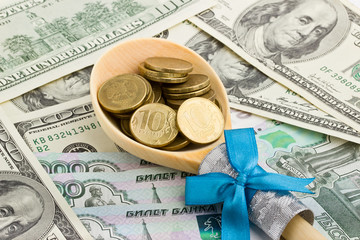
[1,0,360,239]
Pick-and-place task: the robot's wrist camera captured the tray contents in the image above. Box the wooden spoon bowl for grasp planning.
[90,38,231,173]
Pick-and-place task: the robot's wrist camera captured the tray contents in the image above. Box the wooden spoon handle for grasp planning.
[282,215,327,240]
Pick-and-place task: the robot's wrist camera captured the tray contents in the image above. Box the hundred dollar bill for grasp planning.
[35,152,156,174]
[0,108,92,239]
[50,167,194,208]
[190,0,360,133]
[253,118,360,239]
[161,21,360,144]
[0,0,215,103]
[73,202,270,240]
[9,95,124,153]
[1,65,93,114]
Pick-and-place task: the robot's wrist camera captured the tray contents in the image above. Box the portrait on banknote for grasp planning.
[10,66,92,112]
[186,31,273,98]
[0,174,55,240]
[234,0,349,64]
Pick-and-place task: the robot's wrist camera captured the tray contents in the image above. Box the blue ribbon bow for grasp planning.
[185,128,314,239]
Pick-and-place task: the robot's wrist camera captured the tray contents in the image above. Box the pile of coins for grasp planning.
[98,57,224,151]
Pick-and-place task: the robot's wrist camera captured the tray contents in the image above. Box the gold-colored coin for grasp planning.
[130,103,178,148]
[111,111,133,119]
[166,89,216,109]
[162,74,210,93]
[98,74,147,113]
[177,97,224,144]
[139,62,188,78]
[144,57,193,73]
[120,118,133,138]
[161,134,190,151]
[200,89,216,102]
[143,74,189,84]
[151,82,163,103]
[163,84,211,100]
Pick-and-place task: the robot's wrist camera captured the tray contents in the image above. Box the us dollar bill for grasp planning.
[159,21,360,144]
[0,108,92,239]
[49,167,194,207]
[190,0,360,133]
[9,96,124,153]
[73,202,270,240]
[35,152,157,174]
[253,118,360,239]
[0,0,214,103]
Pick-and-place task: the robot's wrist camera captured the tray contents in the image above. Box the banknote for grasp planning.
[1,65,93,114]
[190,0,360,133]
[9,95,124,153]
[253,117,360,239]
[35,152,156,174]
[0,0,215,103]
[50,167,194,208]
[73,202,270,240]
[0,108,92,239]
[159,21,360,144]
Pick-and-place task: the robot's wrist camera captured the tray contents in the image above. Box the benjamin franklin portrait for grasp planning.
[234,0,349,64]
[11,65,92,112]
[0,175,55,240]
[186,31,273,98]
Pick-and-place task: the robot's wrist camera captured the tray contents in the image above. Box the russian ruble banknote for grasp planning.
[253,117,360,239]
[50,167,194,208]
[0,108,92,239]
[190,0,360,134]
[35,152,156,174]
[73,202,271,240]
[0,0,215,103]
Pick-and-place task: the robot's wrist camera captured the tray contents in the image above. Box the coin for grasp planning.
[98,74,147,113]
[144,57,193,73]
[162,74,210,93]
[120,119,133,138]
[143,74,189,84]
[161,134,190,151]
[150,82,163,103]
[130,103,178,148]
[139,62,188,78]
[177,97,224,144]
[163,84,211,100]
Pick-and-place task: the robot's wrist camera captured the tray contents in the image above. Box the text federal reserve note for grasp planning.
[0,0,214,102]
[190,0,360,132]
[0,107,92,239]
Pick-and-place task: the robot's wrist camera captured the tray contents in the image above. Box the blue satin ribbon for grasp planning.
[185,128,314,240]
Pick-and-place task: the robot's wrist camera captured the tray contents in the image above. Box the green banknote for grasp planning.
[253,120,360,239]
[0,0,214,102]
[74,202,225,240]
[35,152,156,174]
[50,167,194,208]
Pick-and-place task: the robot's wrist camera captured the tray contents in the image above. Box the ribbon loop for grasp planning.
[185,128,315,240]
